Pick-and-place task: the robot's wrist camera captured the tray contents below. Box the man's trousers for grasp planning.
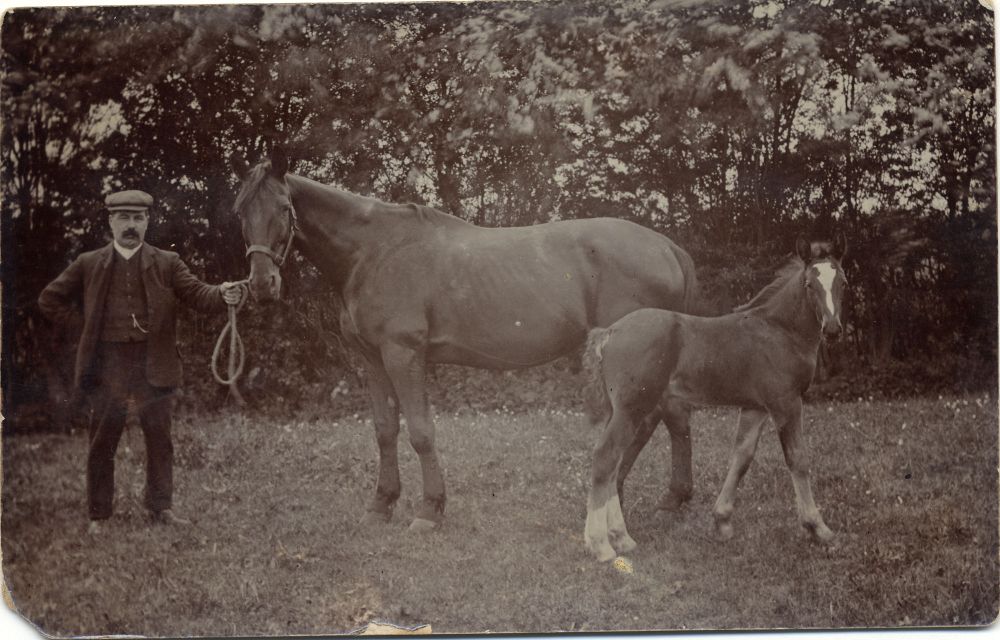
[87,341,174,520]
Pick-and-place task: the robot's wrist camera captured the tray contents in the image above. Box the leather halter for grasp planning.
[245,205,298,268]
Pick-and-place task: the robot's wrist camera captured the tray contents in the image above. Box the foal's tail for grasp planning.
[582,328,613,426]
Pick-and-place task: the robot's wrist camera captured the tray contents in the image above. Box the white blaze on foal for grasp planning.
[814,261,838,322]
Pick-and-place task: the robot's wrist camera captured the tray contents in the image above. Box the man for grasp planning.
[38,189,244,533]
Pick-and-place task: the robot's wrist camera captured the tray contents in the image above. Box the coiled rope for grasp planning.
[212,280,250,406]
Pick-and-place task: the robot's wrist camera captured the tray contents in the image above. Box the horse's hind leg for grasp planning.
[657,399,694,512]
[360,357,402,526]
[712,408,767,540]
[381,342,446,532]
[772,398,834,543]
[585,406,638,561]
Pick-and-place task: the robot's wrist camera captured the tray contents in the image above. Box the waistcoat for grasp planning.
[99,250,149,342]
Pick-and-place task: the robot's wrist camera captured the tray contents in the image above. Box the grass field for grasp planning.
[2,392,997,636]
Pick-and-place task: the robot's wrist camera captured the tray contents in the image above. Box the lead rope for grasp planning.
[212,280,251,406]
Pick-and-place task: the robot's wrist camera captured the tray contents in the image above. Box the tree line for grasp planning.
[2,0,995,425]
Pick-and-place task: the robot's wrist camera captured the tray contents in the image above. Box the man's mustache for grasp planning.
[123,230,140,237]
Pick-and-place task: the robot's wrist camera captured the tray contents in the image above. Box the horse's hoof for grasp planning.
[360,510,392,526]
[656,491,690,512]
[408,517,440,533]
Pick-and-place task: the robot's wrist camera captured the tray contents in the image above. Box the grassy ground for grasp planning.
[2,393,997,636]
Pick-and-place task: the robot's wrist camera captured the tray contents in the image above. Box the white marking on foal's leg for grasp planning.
[584,496,617,562]
[606,494,637,554]
[815,261,837,318]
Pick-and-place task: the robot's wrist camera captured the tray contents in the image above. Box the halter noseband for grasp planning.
[245,205,298,268]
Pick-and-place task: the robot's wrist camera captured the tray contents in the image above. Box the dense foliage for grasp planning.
[2,0,995,427]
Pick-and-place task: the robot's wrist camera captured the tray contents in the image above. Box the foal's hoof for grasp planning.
[587,542,618,563]
[656,490,691,512]
[805,522,836,544]
[714,520,735,542]
[611,533,638,555]
[360,510,392,526]
[408,517,440,533]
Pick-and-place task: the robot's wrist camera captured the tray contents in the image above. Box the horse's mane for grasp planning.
[236,162,463,228]
[733,257,804,313]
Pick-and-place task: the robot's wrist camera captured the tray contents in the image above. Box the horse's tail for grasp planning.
[582,328,613,426]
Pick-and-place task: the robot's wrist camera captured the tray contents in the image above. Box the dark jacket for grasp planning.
[38,242,225,389]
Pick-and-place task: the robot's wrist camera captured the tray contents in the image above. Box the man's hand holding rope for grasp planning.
[220,281,246,306]
[213,280,251,405]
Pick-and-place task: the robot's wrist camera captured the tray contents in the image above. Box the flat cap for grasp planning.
[105,190,153,212]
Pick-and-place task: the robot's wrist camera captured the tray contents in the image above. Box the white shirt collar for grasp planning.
[114,241,142,261]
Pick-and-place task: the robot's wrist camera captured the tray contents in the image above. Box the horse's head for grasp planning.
[231,147,296,302]
[797,234,848,338]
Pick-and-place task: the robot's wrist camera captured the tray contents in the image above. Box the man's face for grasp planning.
[108,210,149,249]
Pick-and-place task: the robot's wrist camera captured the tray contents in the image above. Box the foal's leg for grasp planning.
[615,410,660,510]
[381,342,446,532]
[360,357,401,526]
[773,398,835,543]
[585,407,638,561]
[657,399,694,511]
[712,408,767,540]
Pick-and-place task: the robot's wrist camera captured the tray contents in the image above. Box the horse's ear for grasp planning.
[795,236,811,261]
[231,155,250,180]
[833,232,848,260]
[270,146,289,178]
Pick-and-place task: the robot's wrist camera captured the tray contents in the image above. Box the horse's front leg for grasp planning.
[360,357,401,526]
[712,408,767,540]
[381,342,445,532]
[773,398,835,543]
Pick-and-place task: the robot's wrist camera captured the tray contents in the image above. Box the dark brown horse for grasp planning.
[581,237,846,561]
[230,148,698,531]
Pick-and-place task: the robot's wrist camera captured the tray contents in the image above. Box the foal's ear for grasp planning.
[795,236,811,261]
[269,146,289,178]
[231,156,251,180]
[833,232,848,260]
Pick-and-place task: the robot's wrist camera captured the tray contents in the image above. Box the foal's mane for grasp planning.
[733,256,805,313]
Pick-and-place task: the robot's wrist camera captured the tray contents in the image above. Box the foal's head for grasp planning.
[231,147,295,302]
[796,235,848,338]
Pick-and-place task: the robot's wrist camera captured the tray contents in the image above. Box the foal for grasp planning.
[581,237,847,561]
